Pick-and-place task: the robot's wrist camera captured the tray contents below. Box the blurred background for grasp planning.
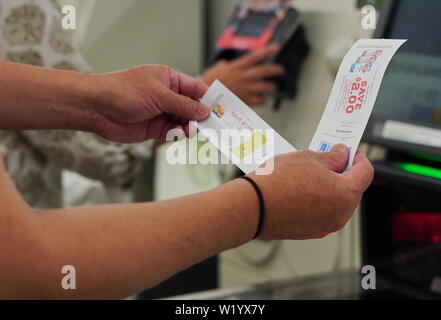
[3,0,441,299]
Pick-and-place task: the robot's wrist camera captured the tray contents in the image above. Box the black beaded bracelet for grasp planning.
[239,176,266,239]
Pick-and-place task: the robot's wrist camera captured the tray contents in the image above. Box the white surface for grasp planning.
[382,120,441,148]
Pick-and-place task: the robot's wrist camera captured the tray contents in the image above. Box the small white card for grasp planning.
[309,39,407,167]
[198,80,296,174]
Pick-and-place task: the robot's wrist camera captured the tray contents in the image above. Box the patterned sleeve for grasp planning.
[21,130,153,187]
[0,0,153,187]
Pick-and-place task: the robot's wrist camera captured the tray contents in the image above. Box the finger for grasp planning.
[315,144,349,173]
[247,95,267,107]
[158,90,210,122]
[249,81,277,94]
[246,64,285,80]
[342,150,374,192]
[212,59,228,68]
[234,44,280,68]
[168,68,209,101]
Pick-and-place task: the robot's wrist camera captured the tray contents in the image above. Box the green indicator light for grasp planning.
[394,162,441,180]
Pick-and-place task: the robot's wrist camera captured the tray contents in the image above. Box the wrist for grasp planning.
[32,69,110,133]
[207,179,260,249]
[60,71,127,136]
[239,176,266,239]
[65,72,116,133]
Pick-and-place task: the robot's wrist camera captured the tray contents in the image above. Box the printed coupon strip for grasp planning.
[199,39,406,173]
[199,80,296,174]
[309,39,407,168]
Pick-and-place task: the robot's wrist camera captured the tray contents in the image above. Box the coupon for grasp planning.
[309,39,407,168]
[198,80,296,174]
[198,39,406,174]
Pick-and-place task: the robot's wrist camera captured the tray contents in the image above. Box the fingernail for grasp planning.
[197,105,210,118]
[331,144,348,154]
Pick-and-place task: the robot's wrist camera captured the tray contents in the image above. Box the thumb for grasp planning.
[316,144,349,173]
[158,90,210,121]
[234,44,280,68]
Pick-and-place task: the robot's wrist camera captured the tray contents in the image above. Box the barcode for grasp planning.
[318,142,331,153]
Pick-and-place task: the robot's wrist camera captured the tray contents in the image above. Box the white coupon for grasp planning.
[198,80,296,174]
[309,39,407,168]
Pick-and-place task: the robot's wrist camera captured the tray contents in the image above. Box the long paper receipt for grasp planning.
[309,38,406,167]
[199,39,406,174]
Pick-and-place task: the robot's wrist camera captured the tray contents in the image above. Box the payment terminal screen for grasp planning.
[373,0,441,127]
[236,12,273,37]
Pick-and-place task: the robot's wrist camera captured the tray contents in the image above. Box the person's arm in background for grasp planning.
[4,0,155,190]
[0,145,373,299]
[21,131,152,188]
[202,44,285,107]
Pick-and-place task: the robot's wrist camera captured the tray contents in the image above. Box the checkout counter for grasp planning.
[168,270,438,300]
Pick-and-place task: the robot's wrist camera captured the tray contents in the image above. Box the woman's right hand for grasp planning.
[246,145,374,240]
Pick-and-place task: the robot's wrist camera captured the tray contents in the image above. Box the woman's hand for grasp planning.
[247,145,374,240]
[202,44,285,107]
[91,65,210,143]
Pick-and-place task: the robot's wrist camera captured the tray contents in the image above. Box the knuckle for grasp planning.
[157,64,170,72]
[149,64,169,77]
[298,150,316,158]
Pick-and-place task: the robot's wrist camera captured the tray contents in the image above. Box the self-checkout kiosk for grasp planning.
[361,0,441,299]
